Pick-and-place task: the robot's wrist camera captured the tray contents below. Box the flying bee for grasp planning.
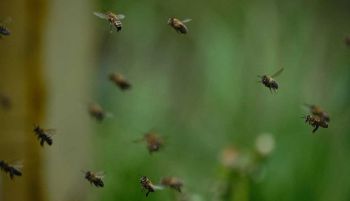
[134,132,164,154]
[258,68,284,92]
[33,124,55,147]
[160,177,183,192]
[88,102,112,122]
[303,114,328,133]
[0,18,11,38]
[83,171,104,187]
[109,73,131,91]
[168,17,192,34]
[93,11,125,32]
[0,160,22,179]
[305,104,330,122]
[140,176,164,197]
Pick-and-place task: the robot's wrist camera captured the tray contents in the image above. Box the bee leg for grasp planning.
[312,125,319,133]
[146,191,150,197]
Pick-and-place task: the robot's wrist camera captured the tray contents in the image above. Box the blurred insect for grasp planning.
[140,176,163,197]
[168,17,192,34]
[109,73,131,91]
[93,11,125,32]
[0,18,11,38]
[83,171,104,187]
[345,35,350,46]
[88,103,112,122]
[33,124,55,146]
[160,177,183,192]
[303,114,328,133]
[258,68,284,92]
[0,160,22,179]
[134,132,164,154]
[304,104,330,122]
[0,94,12,110]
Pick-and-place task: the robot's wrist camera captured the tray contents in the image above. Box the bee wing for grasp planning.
[93,12,108,20]
[0,17,12,25]
[271,68,284,78]
[181,19,192,23]
[11,160,23,170]
[44,129,56,136]
[95,171,105,179]
[116,14,125,20]
[152,184,165,191]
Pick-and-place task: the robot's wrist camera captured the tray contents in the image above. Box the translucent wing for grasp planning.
[271,68,284,78]
[44,129,56,136]
[152,184,165,190]
[93,12,108,20]
[95,171,105,179]
[181,19,192,23]
[116,14,125,20]
[11,160,23,170]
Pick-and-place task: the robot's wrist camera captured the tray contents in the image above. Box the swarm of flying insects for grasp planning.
[302,104,330,133]
[258,68,284,93]
[160,176,184,192]
[109,73,131,91]
[83,170,104,187]
[168,17,192,34]
[94,11,125,32]
[140,176,164,197]
[0,160,22,179]
[33,124,55,146]
[134,131,164,154]
[0,18,11,38]
[88,102,112,122]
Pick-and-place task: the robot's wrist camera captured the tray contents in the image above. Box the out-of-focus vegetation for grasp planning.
[1,0,350,201]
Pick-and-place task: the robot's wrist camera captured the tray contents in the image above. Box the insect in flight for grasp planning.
[258,68,284,92]
[0,160,22,179]
[140,176,164,197]
[88,102,112,122]
[303,114,328,133]
[109,73,131,91]
[168,17,192,34]
[134,132,164,154]
[83,171,104,187]
[304,104,330,122]
[33,124,55,147]
[0,18,11,38]
[160,176,183,192]
[93,11,125,32]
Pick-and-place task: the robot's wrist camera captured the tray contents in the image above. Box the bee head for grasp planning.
[167,18,174,25]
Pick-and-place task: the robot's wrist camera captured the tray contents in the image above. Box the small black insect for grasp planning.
[258,68,284,92]
[84,171,104,187]
[140,176,164,197]
[33,124,54,146]
[0,160,22,179]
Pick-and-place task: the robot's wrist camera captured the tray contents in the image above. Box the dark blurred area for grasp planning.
[1,0,350,201]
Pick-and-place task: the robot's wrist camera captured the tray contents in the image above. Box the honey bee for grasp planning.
[168,17,192,34]
[94,11,125,32]
[88,103,112,121]
[83,171,104,187]
[305,104,330,122]
[0,18,11,38]
[258,68,284,92]
[303,114,328,133]
[109,73,131,90]
[33,124,55,146]
[140,176,163,197]
[0,160,22,179]
[134,132,164,154]
[160,177,183,192]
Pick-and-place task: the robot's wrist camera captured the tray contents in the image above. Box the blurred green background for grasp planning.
[0,0,350,201]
